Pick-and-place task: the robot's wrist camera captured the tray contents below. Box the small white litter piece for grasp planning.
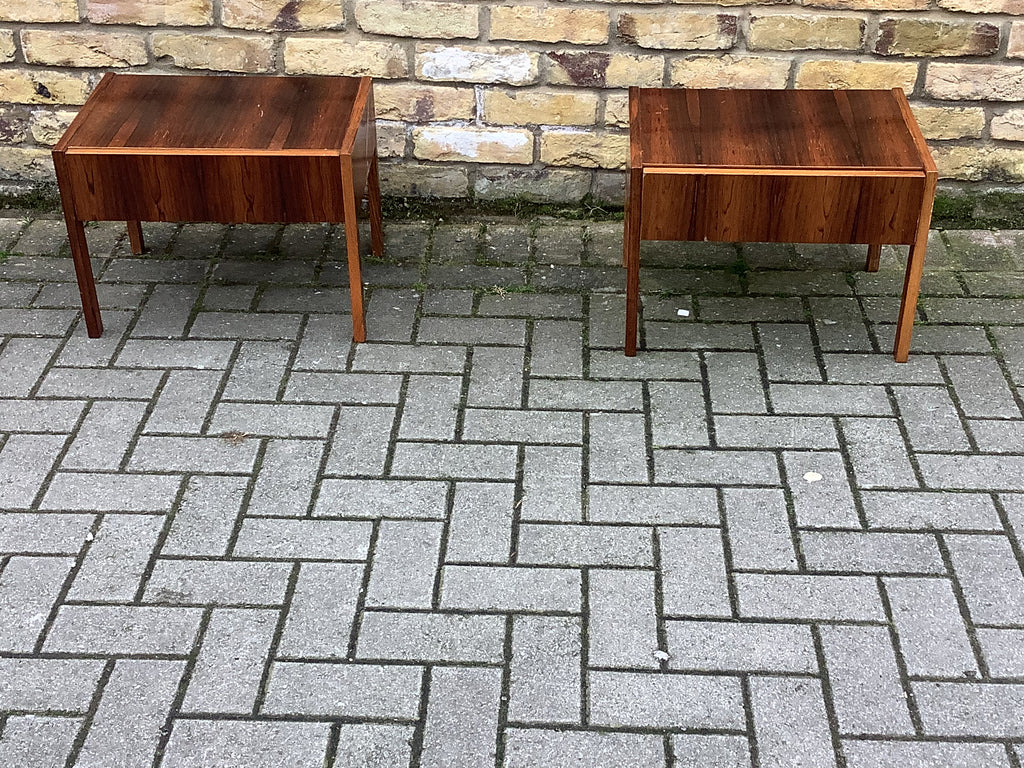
[822,319,838,325]
[677,309,690,317]
[652,649,671,661]
[803,472,823,483]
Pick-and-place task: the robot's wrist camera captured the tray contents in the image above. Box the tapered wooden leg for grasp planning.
[893,174,938,362]
[126,220,145,254]
[865,243,881,272]
[66,215,103,337]
[624,168,643,357]
[367,155,384,259]
[342,160,366,343]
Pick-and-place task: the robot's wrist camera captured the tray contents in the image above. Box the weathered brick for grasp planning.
[483,89,598,126]
[617,11,737,50]
[877,18,1000,57]
[796,59,918,92]
[938,0,1023,12]
[1,0,77,22]
[355,0,477,39]
[748,13,864,51]
[1010,21,1024,58]
[540,130,628,169]
[375,83,475,122]
[22,30,146,67]
[413,125,534,164]
[87,0,212,26]
[222,0,343,30]
[992,108,1024,141]
[0,70,94,105]
[284,38,408,78]
[152,32,273,72]
[417,44,539,85]
[912,105,985,140]
[491,6,609,45]
[927,63,1024,101]
[670,54,790,88]
[547,51,664,88]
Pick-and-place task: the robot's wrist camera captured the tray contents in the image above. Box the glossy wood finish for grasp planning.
[53,73,382,341]
[625,87,938,361]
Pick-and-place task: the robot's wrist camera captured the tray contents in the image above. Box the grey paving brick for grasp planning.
[0,715,81,768]
[0,307,75,335]
[262,661,422,718]
[0,399,85,432]
[365,520,443,609]
[128,435,259,473]
[278,562,363,659]
[145,370,224,434]
[441,565,581,613]
[418,316,526,345]
[333,724,415,768]
[716,415,839,449]
[0,513,93,554]
[0,556,72,652]
[701,296,804,322]
[352,343,467,373]
[750,676,837,768]
[977,628,1024,677]
[649,381,710,447]
[75,659,185,768]
[519,523,652,567]
[11,220,63,254]
[971,419,1024,453]
[182,608,277,715]
[672,735,750,768]
[993,327,1024,385]
[771,383,892,415]
[233,518,371,561]
[221,340,292,400]
[783,451,861,528]
[724,488,798,571]
[421,666,502,768]
[655,449,781,485]
[824,354,943,384]
[759,323,824,382]
[944,355,1020,419]
[248,438,324,516]
[588,670,744,729]
[145,560,291,606]
[587,485,718,525]
[589,295,626,349]
[893,385,972,452]
[0,338,60,397]
[315,478,448,519]
[842,740,1010,768]
[801,531,945,574]
[462,408,582,445]
[423,288,474,315]
[0,433,65,509]
[521,446,581,522]
[284,372,403,404]
[190,310,303,340]
[365,288,419,342]
[42,472,183,512]
[115,339,236,369]
[504,729,665,768]
[0,658,105,712]
[588,569,659,669]
[914,681,1024,737]
[666,619,817,673]
[841,418,918,489]
[529,379,642,411]
[467,346,525,406]
[102,258,205,284]
[358,611,505,663]
[291,314,352,371]
[58,315,130,368]
[885,577,978,677]
[447,482,513,562]
[480,293,581,318]
[659,528,731,618]
[945,534,1024,625]
[508,615,582,724]
[589,350,701,381]
[589,412,648,482]
[924,297,1024,324]
[391,442,518,479]
[162,720,331,768]
[705,352,767,413]
[862,490,1002,531]
[210,402,335,438]
[67,514,164,601]
[133,285,200,337]
[919,454,1024,491]
[325,406,395,476]
[400,374,463,440]
[820,624,914,736]
[737,574,884,621]
[162,475,248,556]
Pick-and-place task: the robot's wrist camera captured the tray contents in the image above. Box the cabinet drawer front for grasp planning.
[64,153,347,224]
[640,171,925,245]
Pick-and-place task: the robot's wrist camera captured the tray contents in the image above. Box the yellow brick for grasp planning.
[375,121,408,158]
[0,70,94,105]
[803,0,926,8]
[29,109,78,146]
[413,126,534,164]
[0,148,54,181]
[795,60,918,93]
[416,45,540,86]
[284,39,409,78]
[0,0,77,23]
[937,0,1024,12]
[617,11,737,50]
[748,13,864,52]
[490,6,609,45]
[926,63,1024,101]
[374,84,475,122]
[222,0,343,30]
[87,0,212,26]
[21,30,147,68]
[1,31,15,63]
[1008,22,1024,58]
[540,130,629,170]
[546,51,663,88]
[0,107,30,143]
[911,106,985,140]
[152,33,273,72]
[355,0,477,39]
[876,18,1000,57]
[670,54,790,88]
[482,90,598,127]
[992,109,1024,141]
[931,145,1024,182]
[604,92,629,129]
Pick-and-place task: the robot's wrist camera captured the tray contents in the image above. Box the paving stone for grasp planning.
[590,350,701,380]
[759,323,823,382]
[0,338,61,397]
[0,399,85,432]
[161,475,248,556]
[716,414,839,449]
[420,666,502,768]
[248,438,325,516]
[191,311,303,340]
[519,523,652,567]
[589,412,648,482]
[893,385,973,452]
[970,419,1024,453]
[423,288,474,316]
[0,556,72,652]
[655,449,781,485]
[0,715,82,768]
[944,355,1021,419]
[771,383,891,415]
[133,284,201,337]
[0,513,93,554]
[588,671,744,729]
[447,482,513,563]
[666,620,816,673]
[976,628,1024,677]
[333,724,415,768]
[115,339,236,369]
[400,374,463,440]
[648,381,710,447]
[824,354,943,384]
[587,485,718,525]
[292,314,352,371]
[861,491,1002,531]
[840,418,918,489]
[441,565,581,613]
[144,560,291,606]
[672,734,750,768]
[737,574,884,621]
[588,569,659,670]
[529,379,642,411]
[418,316,526,346]
[128,435,259,473]
[42,472,183,512]
[914,681,1024,737]
[659,527,731,618]
[39,367,163,400]
[479,293,581,318]
[466,407,584,445]
[278,562,363,659]
[325,405,395,476]
[508,615,582,724]
[724,487,798,571]
[842,740,1010,768]
[750,676,837,768]
[801,531,944,574]
[467,346,525,406]
[314,479,448,519]
[391,442,518,479]
[358,611,505,663]
[364,288,419,342]
[210,402,335,438]
[262,662,422,718]
[67,514,164,601]
[705,351,767,413]
[162,720,331,768]
[783,450,861,528]
[365,520,443,609]
[0,434,66,509]
[884,577,978,678]
[234,517,371,560]
[918,454,1024,491]
[285,372,403,404]
[504,729,664,768]
[144,370,222,434]
[945,534,1024,626]
[521,445,582,522]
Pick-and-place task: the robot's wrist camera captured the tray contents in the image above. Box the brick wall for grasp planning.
[2,0,1024,203]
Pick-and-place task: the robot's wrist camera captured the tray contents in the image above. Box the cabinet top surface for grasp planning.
[632,88,927,171]
[59,74,366,153]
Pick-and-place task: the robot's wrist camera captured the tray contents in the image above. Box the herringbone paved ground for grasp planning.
[1,211,1023,768]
